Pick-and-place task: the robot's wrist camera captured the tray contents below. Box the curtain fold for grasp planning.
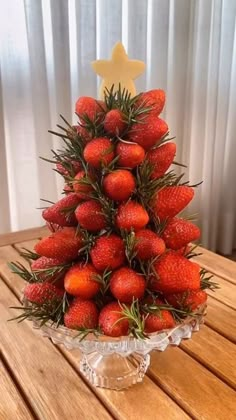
[0,0,235,254]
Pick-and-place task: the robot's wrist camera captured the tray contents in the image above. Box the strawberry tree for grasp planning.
[10,86,218,339]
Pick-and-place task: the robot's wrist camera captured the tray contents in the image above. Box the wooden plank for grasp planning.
[148,347,236,420]
[3,244,190,420]
[0,359,33,420]
[0,226,48,247]
[206,297,236,343]
[0,280,112,420]
[195,246,236,285]
[180,325,236,390]
[14,239,39,255]
[60,347,190,420]
[207,274,236,310]
[0,245,30,295]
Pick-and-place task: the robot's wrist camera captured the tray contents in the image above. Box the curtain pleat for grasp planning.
[0,0,236,254]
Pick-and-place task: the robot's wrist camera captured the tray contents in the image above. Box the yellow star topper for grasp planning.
[91,42,145,99]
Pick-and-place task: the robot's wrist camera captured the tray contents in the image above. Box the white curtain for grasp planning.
[0,0,236,254]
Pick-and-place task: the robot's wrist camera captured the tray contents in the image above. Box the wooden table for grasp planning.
[0,227,235,420]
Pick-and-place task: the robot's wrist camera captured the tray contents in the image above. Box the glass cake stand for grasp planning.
[29,303,206,390]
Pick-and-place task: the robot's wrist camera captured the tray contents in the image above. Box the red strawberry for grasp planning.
[75,96,105,121]
[90,234,125,271]
[152,186,194,221]
[136,89,166,116]
[116,201,149,231]
[128,115,168,150]
[31,256,66,287]
[147,142,176,179]
[104,109,127,136]
[73,170,94,200]
[56,160,82,177]
[175,244,192,256]
[64,298,98,330]
[165,289,207,311]
[64,263,100,299]
[150,252,200,294]
[75,200,107,232]
[83,137,115,169]
[24,282,64,305]
[110,267,145,303]
[134,229,165,260]
[34,227,83,262]
[63,183,74,195]
[42,194,80,227]
[162,218,200,250]
[76,125,92,143]
[143,298,175,333]
[116,141,145,168]
[98,302,129,337]
[103,170,136,201]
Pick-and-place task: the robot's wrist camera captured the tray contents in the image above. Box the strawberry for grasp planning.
[152,186,194,221]
[98,302,129,337]
[116,141,145,168]
[75,200,107,232]
[128,115,168,150]
[165,289,207,311]
[64,298,98,330]
[31,256,66,287]
[90,234,125,271]
[116,201,149,231]
[175,244,192,256]
[64,263,100,299]
[73,170,94,200]
[136,89,166,116]
[75,96,105,121]
[76,125,92,143]
[134,229,165,260]
[104,109,127,136]
[147,142,176,179]
[35,227,83,262]
[56,160,82,177]
[103,170,136,201]
[63,183,74,195]
[42,194,80,227]
[162,218,200,249]
[83,137,115,169]
[143,298,175,333]
[110,267,145,303]
[24,282,64,305]
[150,252,200,294]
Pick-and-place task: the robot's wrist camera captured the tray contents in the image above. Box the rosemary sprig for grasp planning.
[200,268,219,291]
[10,292,70,327]
[19,248,39,261]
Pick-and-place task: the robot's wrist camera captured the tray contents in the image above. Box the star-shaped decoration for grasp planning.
[91,42,145,99]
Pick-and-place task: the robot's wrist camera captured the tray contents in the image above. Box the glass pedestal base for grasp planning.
[80,353,150,390]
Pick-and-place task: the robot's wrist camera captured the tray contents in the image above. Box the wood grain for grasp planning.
[149,347,236,420]
[207,274,236,310]
[180,325,236,389]
[0,280,112,420]
[0,245,30,296]
[0,226,48,247]
[195,246,236,285]
[205,297,236,343]
[60,347,190,420]
[0,359,33,420]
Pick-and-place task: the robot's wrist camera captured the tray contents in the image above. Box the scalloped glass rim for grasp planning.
[28,301,207,355]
